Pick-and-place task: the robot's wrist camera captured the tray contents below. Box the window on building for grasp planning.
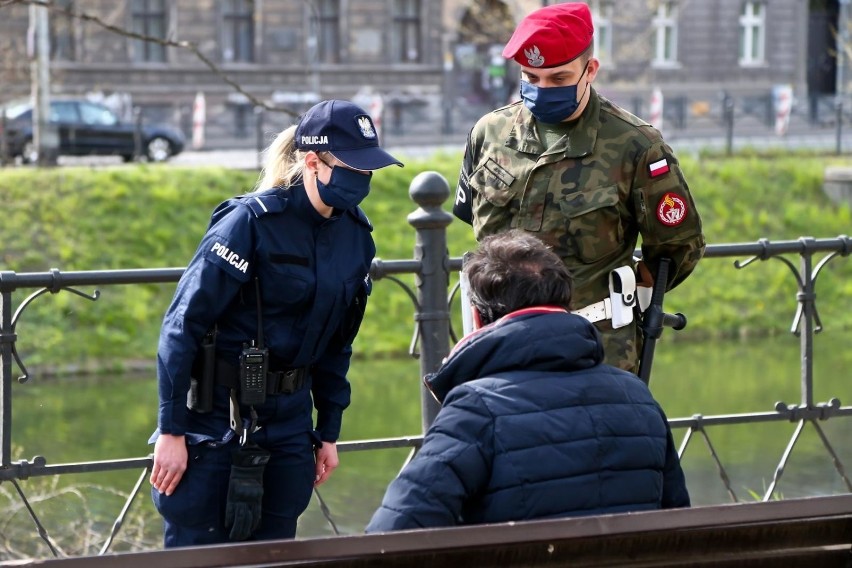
[130,0,167,63]
[652,1,678,66]
[589,0,613,64]
[391,0,421,63]
[739,2,766,65]
[50,0,75,61]
[222,0,255,63]
[232,103,253,138]
[311,0,340,64]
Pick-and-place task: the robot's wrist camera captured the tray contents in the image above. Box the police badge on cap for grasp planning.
[502,3,594,68]
[295,100,402,171]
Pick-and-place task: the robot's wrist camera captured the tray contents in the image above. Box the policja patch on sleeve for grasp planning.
[205,238,251,280]
[200,202,256,283]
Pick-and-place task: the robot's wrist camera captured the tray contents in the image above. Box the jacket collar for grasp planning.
[505,87,601,160]
[425,306,604,403]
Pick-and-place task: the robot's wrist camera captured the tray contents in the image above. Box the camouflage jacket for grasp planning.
[453,88,706,309]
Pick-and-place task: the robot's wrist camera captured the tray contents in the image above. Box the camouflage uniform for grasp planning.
[453,88,705,372]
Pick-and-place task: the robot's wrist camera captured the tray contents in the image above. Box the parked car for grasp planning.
[0,98,185,163]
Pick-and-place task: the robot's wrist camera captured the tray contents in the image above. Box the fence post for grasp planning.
[133,107,143,161]
[0,272,15,467]
[835,98,844,156]
[796,239,817,409]
[255,106,265,170]
[407,172,453,431]
[723,93,735,156]
[0,112,8,167]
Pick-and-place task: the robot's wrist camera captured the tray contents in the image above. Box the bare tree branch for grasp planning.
[2,0,299,116]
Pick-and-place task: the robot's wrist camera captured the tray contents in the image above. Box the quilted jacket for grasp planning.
[365,307,690,531]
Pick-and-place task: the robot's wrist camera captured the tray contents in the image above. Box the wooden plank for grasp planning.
[5,494,852,568]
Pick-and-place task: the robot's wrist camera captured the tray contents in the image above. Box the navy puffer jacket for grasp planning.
[366,307,689,532]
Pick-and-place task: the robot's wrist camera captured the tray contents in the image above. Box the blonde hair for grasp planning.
[254,125,307,191]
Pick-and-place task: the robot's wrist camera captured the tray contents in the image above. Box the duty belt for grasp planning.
[571,266,638,329]
[571,299,612,323]
[215,358,308,395]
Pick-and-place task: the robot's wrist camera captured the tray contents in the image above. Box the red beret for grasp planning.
[502,3,594,69]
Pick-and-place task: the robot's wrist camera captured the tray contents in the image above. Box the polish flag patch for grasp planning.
[649,158,670,177]
[657,192,687,226]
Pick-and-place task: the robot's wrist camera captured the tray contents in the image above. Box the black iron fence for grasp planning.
[1,172,850,559]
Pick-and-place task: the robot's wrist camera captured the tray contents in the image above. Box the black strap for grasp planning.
[266,368,307,394]
[215,357,307,394]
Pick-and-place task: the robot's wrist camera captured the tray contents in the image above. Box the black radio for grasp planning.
[239,344,268,406]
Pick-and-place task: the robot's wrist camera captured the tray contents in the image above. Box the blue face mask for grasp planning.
[519,63,590,124]
[316,163,372,210]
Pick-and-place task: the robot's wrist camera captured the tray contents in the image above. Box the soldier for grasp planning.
[453,2,705,373]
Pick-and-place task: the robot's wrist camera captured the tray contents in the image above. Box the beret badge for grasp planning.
[524,45,545,67]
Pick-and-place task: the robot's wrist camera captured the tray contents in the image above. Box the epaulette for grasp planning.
[348,206,374,230]
[490,100,523,115]
[600,95,651,129]
[240,191,288,218]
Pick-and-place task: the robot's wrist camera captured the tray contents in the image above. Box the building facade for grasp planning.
[447,0,850,134]
[0,0,446,149]
[0,0,849,148]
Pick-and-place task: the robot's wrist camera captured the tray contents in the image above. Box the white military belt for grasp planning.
[571,299,612,323]
[571,266,639,329]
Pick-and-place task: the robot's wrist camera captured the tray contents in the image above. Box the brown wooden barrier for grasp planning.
[5,494,851,568]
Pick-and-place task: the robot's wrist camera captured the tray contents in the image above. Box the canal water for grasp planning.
[4,330,851,556]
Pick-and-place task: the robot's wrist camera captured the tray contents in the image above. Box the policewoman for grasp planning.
[453,3,705,373]
[149,99,402,547]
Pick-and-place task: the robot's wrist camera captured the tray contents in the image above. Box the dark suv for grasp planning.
[0,98,185,163]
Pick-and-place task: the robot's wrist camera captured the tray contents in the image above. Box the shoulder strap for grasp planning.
[242,192,287,218]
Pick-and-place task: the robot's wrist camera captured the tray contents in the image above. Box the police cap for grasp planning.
[295,99,403,171]
[502,3,594,69]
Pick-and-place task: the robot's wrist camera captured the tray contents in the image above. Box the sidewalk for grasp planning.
[170,129,852,170]
[169,138,468,169]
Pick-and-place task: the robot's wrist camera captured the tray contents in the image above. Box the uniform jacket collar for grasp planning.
[505,87,602,160]
[425,307,604,403]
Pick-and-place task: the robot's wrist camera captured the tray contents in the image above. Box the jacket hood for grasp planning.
[425,307,604,403]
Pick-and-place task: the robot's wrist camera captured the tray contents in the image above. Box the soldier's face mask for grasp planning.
[519,62,590,124]
[316,158,372,210]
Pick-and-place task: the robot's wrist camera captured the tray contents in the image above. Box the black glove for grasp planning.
[224,444,271,541]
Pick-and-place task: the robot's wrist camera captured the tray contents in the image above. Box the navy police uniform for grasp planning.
[151,181,374,545]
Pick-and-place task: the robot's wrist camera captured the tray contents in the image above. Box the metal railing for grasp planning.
[1,171,850,558]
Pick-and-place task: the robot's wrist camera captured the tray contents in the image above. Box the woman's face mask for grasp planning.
[316,160,372,210]
[519,62,590,124]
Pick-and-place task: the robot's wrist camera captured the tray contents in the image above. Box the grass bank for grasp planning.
[1,151,850,370]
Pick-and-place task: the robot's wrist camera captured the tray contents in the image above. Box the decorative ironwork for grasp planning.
[8,275,100,384]
[0,175,850,558]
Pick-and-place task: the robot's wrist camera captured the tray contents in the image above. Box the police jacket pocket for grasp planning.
[327,278,369,354]
[265,258,314,308]
[558,184,624,263]
[471,158,518,207]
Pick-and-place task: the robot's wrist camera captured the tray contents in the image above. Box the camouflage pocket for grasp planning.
[558,184,624,263]
[471,158,518,207]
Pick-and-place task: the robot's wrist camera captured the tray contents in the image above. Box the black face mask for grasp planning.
[316,161,372,210]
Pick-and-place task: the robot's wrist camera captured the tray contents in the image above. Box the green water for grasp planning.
[4,330,852,556]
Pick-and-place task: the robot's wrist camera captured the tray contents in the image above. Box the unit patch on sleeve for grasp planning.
[648,158,670,177]
[656,192,687,226]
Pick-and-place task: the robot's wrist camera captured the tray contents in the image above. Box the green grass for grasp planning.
[1,152,851,370]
